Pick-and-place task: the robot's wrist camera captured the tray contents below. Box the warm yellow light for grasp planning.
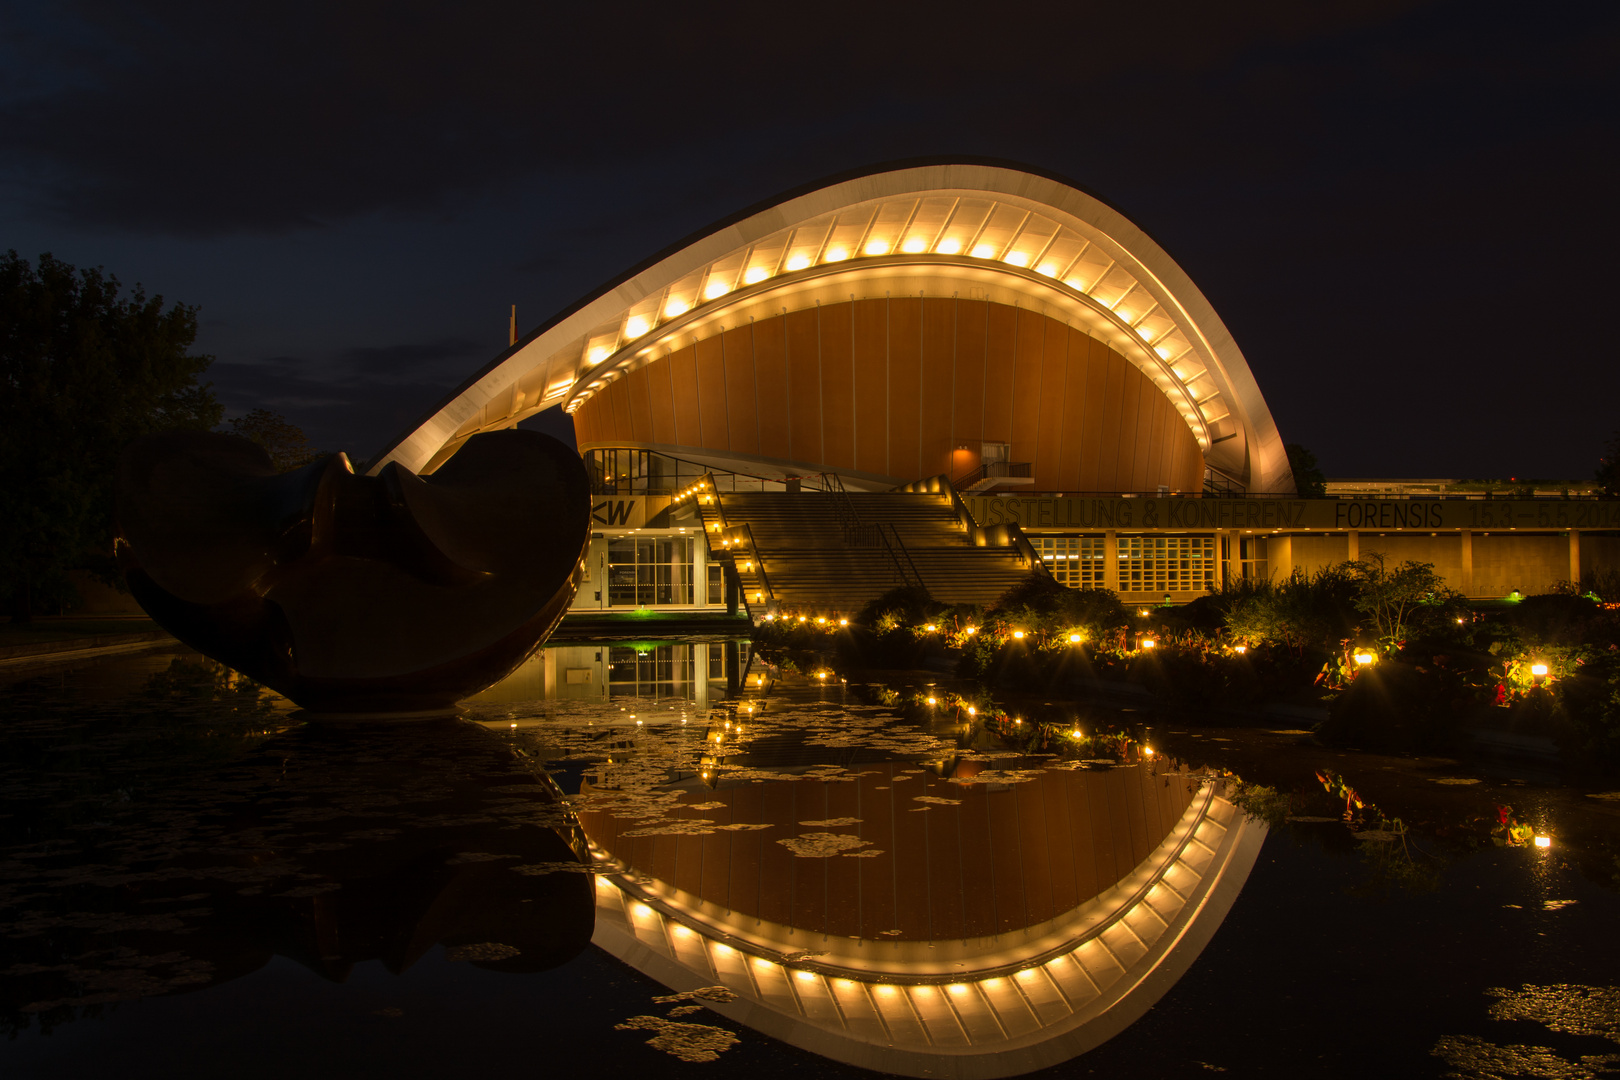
[1144,746,1155,757]
[1004,251,1029,267]
[816,616,826,624]
[864,240,889,256]
[824,247,848,262]
[744,267,768,284]
[785,254,810,271]
[1141,639,1156,650]
[664,300,689,318]
[1068,632,1082,643]
[764,614,775,621]
[937,238,961,255]
[1235,645,1247,654]
[926,696,937,705]
[1530,663,1549,677]
[626,317,649,338]
[967,706,976,715]
[965,626,977,635]
[798,615,807,623]
[704,281,730,300]
[971,243,996,259]
[1012,630,1025,639]
[1354,652,1375,666]
[1136,325,1152,339]
[924,623,937,632]
[901,237,927,254]
[1155,346,1170,358]
[839,618,848,626]
[588,346,610,365]
[817,671,827,680]
[1071,728,1081,738]
[1036,262,1060,277]
[1457,617,1466,625]
[1534,835,1552,848]
[1138,608,1150,617]
[795,970,815,982]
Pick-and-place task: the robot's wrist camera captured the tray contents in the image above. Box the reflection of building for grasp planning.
[469,640,749,712]
[578,750,1262,1077]
[373,161,1618,609]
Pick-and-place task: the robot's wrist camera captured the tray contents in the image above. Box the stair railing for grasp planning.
[893,474,1053,580]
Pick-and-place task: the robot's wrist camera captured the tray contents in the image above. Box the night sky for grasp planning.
[4,0,1616,480]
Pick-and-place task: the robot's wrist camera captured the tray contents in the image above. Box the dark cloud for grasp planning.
[4,0,1616,478]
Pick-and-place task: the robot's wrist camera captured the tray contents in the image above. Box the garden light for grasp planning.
[1138,608,1150,617]
[1012,630,1025,639]
[1144,747,1154,757]
[965,626,978,635]
[1530,663,1549,677]
[1235,645,1247,654]
[1141,638,1156,650]
[1069,632,1082,643]
[925,624,937,632]
[1534,835,1552,849]
[839,618,848,626]
[816,616,826,624]
[967,706,976,715]
[1354,652,1375,666]
[926,696,936,705]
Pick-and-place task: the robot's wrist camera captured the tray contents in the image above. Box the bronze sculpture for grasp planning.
[116,429,589,714]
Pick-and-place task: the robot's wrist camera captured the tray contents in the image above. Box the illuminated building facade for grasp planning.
[374,161,1618,609]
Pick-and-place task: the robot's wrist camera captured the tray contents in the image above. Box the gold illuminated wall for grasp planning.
[572,297,1205,493]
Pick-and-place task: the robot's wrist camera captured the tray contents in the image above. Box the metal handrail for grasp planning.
[881,523,926,590]
[892,474,1052,579]
[952,460,1033,488]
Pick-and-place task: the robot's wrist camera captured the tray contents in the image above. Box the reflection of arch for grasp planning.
[581,761,1264,1077]
[370,160,1292,494]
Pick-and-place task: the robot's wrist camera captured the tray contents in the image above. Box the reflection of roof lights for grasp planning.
[937,238,961,255]
[901,237,927,253]
[744,267,769,284]
[864,240,889,255]
[971,243,996,259]
[1004,251,1029,267]
[704,281,730,300]
[785,254,811,271]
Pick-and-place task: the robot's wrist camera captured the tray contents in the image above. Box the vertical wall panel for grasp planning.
[1095,350,1127,490]
[1034,318,1068,491]
[1077,338,1110,492]
[608,376,633,442]
[668,343,702,450]
[752,316,790,462]
[721,325,759,456]
[982,303,1018,446]
[852,299,889,475]
[887,298,923,481]
[919,297,956,482]
[819,302,855,471]
[649,356,678,445]
[951,299,988,466]
[694,334,729,451]
[627,365,655,441]
[784,307,823,465]
[1115,364,1144,492]
[1056,327,1089,492]
[1128,378,1155,492]
[1145,394,1168,489]
[1009,308,1045,467]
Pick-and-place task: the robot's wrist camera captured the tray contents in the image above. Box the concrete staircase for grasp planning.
[695,483,1037,614]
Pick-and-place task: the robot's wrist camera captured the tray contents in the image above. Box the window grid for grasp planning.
[607,538,694,607]
[1117,536,1217,593]
[1035,537,1107,589]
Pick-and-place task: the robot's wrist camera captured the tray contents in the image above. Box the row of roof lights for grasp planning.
[594,238,1173,363]
[572,234,1215,445]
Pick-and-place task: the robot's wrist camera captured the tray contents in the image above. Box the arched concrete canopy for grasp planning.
[369,159,1292,494]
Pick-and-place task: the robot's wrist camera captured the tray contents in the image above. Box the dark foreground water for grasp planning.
[4,643,1620,1078]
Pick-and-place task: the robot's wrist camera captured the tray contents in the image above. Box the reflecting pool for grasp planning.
[5,642,1620,1078]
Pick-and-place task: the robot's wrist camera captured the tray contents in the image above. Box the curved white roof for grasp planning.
[371,160,1292,493]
